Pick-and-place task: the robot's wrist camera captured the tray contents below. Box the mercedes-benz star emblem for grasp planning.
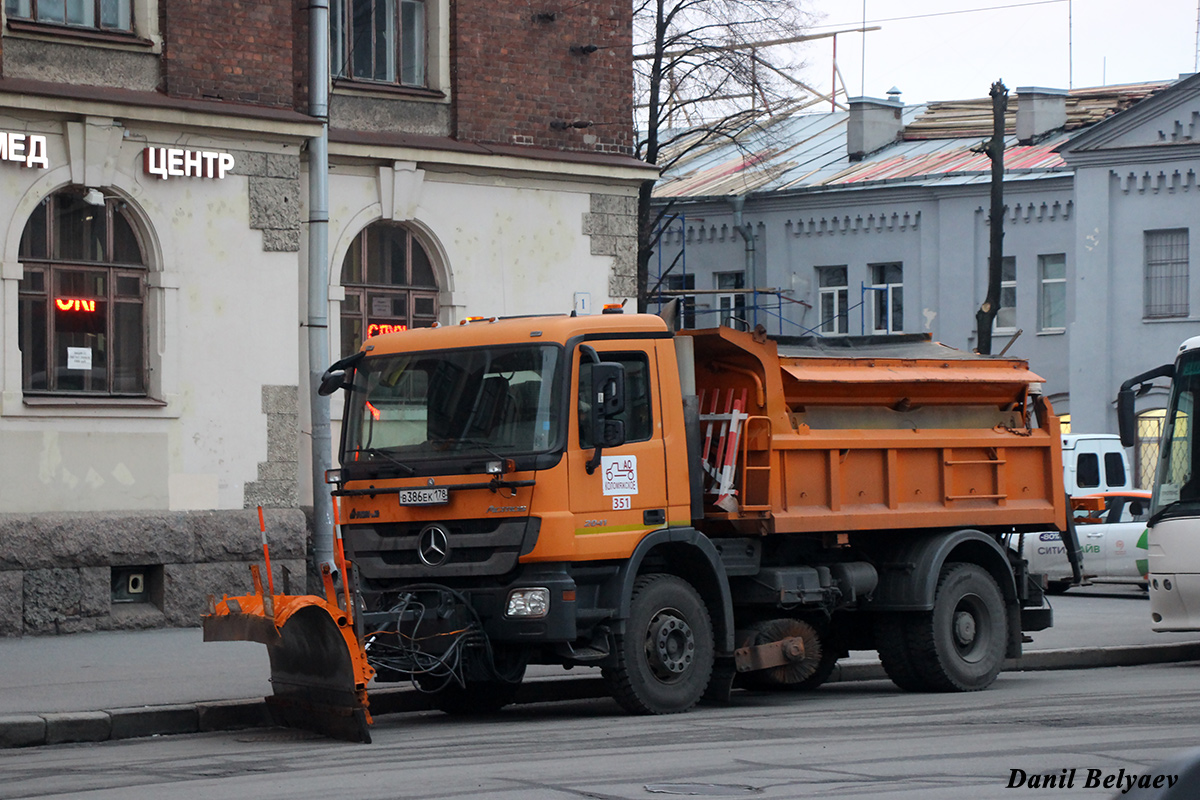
[417,524,450,567]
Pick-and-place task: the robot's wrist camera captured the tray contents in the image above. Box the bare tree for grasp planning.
[633,0,816,311]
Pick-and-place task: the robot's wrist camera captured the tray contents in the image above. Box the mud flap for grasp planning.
[204,592,375,743]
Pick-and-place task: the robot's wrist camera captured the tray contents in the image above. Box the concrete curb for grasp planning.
[5,642,1200,748]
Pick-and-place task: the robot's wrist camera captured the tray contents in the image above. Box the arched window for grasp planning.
[17,187,148,395]
[340,222,439,356]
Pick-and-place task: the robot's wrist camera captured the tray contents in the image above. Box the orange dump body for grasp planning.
[681,326,1068,536]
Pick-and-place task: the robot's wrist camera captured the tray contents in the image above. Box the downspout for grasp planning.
[308,0,336,575]
[730,195,757,328]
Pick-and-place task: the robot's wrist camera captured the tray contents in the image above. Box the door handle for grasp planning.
[643,509,666,526]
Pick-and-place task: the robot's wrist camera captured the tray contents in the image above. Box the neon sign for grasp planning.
[55,298,97,312]
[367,323,407,337]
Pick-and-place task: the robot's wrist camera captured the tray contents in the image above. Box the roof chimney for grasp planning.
[847,92,903,161]
[1015,86,1067,145]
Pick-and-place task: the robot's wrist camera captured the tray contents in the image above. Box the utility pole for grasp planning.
[975,80,1008,355]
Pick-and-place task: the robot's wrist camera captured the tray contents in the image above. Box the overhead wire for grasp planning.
[809,0,1070,31]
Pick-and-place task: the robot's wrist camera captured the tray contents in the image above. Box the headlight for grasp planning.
[324,468,342,484]
[506,588,550,618]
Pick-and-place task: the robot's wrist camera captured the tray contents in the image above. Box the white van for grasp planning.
[1061,434,1132,495]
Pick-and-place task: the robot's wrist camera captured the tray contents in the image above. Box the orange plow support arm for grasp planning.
[203,581,376,743]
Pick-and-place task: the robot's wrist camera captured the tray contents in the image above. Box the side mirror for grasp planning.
[591,362,627,449]
[1116,363,1174,447]
[318,369,348,396]
[1116,387,1137,448]
[318,351,366,396]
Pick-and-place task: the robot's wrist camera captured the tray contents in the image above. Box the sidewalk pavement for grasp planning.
[5,608,1200,748]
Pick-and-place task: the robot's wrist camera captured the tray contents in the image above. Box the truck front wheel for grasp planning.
[604,574,715,715]
[906,563,1008,692]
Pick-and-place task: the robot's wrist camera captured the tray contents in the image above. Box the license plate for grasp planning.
[398,487,449,506]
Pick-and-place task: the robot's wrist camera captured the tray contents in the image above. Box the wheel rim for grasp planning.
[952,593,991,663]
[645,607,695,681]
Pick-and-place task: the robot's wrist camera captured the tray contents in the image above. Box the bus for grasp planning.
[1119,335,1200,630]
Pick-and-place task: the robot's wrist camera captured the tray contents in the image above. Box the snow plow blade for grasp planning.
[203,568,375,743]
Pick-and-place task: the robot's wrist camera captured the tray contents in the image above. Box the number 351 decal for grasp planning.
[612,496,632,510]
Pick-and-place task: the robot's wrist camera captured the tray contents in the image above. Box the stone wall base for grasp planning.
[0,509,310,637]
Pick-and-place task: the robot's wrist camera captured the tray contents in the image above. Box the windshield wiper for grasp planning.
[357,448,415,476]
[1148,499,1200,527]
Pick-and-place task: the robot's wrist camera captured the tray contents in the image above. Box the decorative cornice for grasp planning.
[786,210,920,237]
[974,199,1072,223]
[1112,167,1198,194]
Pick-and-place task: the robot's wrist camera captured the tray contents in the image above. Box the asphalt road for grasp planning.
[4,660,1199,800]
[0,581,1186,717]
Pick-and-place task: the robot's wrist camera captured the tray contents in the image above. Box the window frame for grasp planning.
[663,273,696,330]
[1144,228,1189,320]
[1037,253,1067,332]
[339,222,440,358]
[714,271,746,331]
[17,188,149,397]
[4,0,134,33]
[816,265,849,335]
[330,0,428,89]
[578,351,654,449]
[995,255,1017,333]
[869,262,903,335]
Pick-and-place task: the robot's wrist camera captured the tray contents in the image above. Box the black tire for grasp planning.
[1045,580,1072,595]
[875,612,931,692]
[739,618,838,691]
[906,563,1008,692]
[428,666,526,716]
[604,574,715,715]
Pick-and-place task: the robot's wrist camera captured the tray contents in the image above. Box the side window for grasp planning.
[579,352,653,448]
[340,222,439,356]
[1127,498,1149,522]
[1103,452,1126,489]
[1076,452,1101,489]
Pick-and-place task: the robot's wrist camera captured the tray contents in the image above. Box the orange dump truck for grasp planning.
[205,312,1072,741]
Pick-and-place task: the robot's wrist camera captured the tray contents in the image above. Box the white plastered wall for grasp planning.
[0,113,301,513]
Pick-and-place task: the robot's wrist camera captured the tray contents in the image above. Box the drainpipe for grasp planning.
[730,195,757,328]
[307,0,336,576]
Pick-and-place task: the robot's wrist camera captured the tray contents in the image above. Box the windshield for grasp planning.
[1153,351,1200,517]
[343,344,563,466]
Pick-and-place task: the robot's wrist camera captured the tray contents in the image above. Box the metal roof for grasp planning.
[653,81,1171,200]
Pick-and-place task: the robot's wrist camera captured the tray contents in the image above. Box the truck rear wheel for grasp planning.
[908,563,1007,692]
[875,613,930,692]
[604,574,714,715]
